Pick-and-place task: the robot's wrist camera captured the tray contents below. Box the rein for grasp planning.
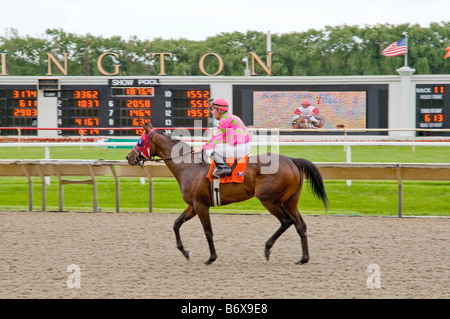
[134,129,200,166]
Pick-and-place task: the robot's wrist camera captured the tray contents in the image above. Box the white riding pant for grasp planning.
[204,142,251,159]
[293,114,318,122]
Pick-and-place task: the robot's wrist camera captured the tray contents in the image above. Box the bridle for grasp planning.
[132,128,203,167]
[131,128,155,167]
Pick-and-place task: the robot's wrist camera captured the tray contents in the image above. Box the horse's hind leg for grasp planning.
[174,205,197,260]
[283,192,309,264]
[261,201,294,261]
[291,213,309,264]
[193,201,217,265]
[294,214,309,264]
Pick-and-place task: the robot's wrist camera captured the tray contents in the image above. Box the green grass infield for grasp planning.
[0,145,449,216]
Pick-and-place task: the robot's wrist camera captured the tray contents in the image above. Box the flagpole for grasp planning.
[403,32,408,67]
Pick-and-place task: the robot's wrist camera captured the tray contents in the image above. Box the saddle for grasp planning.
[207,155,249,207]
[206,155,249,183]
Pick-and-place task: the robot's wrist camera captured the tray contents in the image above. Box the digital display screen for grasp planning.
[0,87,38,135]
[253,91,367,130]
[59,88,102,135]
[111,87,154,97]
[171,89,210,126]
[416,84,450,136]
[57,81,211,136]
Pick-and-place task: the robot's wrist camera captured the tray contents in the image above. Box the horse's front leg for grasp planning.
[173,205,197,260]
[193,201,217,265]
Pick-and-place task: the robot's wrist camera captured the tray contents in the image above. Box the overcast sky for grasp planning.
[1,0,449,41]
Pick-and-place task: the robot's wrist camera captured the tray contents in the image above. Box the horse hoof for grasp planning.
[265,249,272,261]
[180,250,191,261]
[295,258,309,265]
[204,256,216,265]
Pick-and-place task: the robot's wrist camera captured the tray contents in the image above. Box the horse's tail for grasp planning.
[291,158,329,211]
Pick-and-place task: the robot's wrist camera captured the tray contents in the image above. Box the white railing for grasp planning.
[1,141,449,162]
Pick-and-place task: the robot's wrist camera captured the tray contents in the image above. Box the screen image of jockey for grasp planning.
[292,100,324,128]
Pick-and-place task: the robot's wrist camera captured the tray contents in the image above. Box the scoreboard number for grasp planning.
[0,87,38,135]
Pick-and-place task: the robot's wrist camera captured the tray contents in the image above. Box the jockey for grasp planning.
[293,100,321,126]
[192,98,251,177]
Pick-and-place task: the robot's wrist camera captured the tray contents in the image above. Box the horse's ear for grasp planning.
[142,121,153,133]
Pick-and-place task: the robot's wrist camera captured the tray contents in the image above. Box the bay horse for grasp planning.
[126,122,328,265]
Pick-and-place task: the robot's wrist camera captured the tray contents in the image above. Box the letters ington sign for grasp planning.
[0,51,273,76]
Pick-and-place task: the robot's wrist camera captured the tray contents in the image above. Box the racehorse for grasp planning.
[126,122,328,265]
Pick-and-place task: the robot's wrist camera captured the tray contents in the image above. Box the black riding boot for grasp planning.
[210,151,232,177]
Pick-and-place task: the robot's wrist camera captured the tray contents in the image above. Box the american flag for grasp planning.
[382,38,407,56]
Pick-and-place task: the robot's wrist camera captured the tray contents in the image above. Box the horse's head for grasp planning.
[126,122,157,166]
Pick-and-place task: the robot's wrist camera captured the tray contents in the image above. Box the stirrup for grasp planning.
[211,176,221,207]
[213,166,231,178]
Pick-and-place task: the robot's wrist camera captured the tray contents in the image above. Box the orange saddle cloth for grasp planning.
[207,155,249,183]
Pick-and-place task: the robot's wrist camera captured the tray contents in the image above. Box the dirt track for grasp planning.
[0,211,448,299]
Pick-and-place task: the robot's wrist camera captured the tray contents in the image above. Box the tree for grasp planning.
[1,23,449,76]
